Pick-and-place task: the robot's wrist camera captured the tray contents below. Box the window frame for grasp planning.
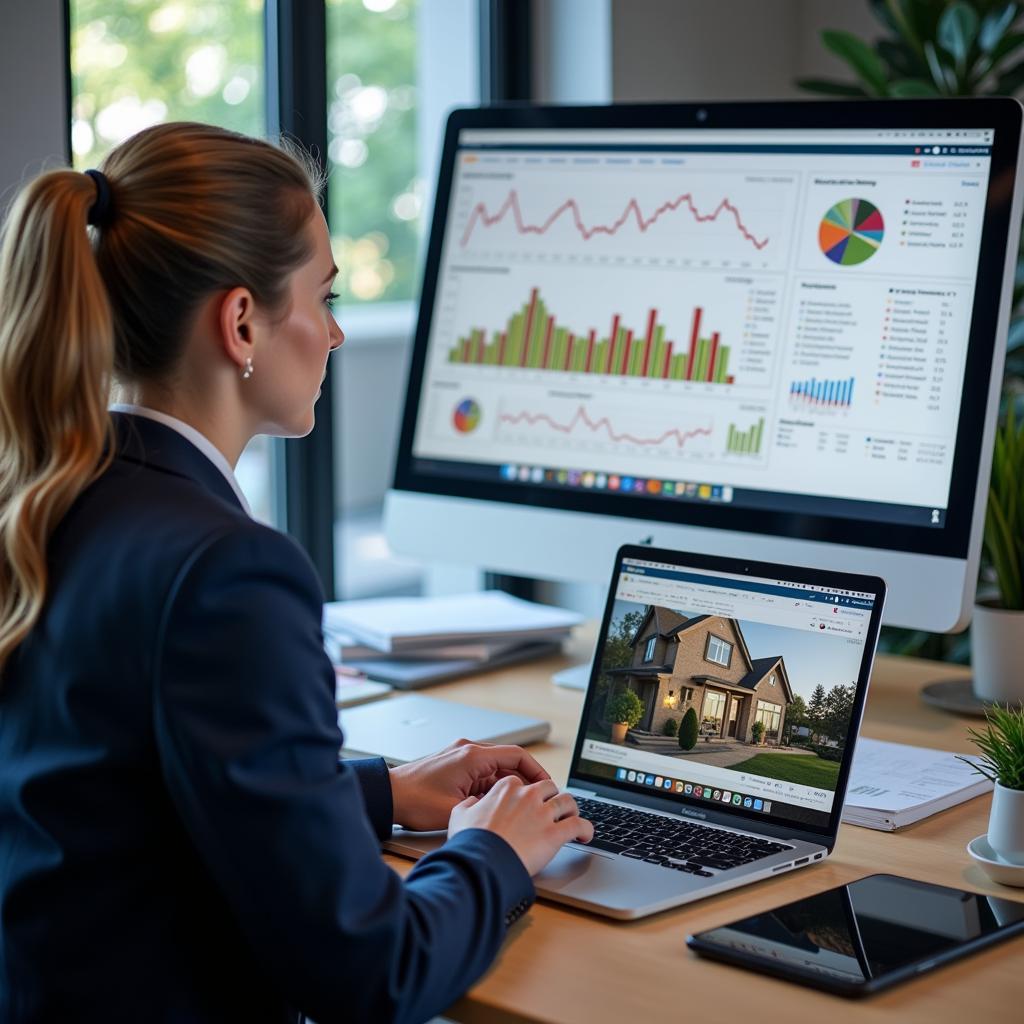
[643,635,656,663]
[704,633,733,668]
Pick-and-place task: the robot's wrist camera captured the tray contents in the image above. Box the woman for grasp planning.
[0,122,592,1024]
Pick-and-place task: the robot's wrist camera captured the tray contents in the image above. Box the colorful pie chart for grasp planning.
[819,198,884,266]
[453,398,481,433]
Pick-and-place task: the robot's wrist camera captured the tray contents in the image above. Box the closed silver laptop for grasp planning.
[386,545,885,919]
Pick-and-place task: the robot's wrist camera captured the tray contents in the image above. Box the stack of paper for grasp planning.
[842,737,993,831]
[323,591,582,689]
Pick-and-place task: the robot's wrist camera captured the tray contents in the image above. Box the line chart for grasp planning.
[459,189,770,251]
[498,404,713,449]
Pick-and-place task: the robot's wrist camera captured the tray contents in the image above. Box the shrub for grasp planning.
[809,743,843,762]
[751,721,766,745]
[678,707,699,750]
[605,690,644,729]
[662,717,679,737]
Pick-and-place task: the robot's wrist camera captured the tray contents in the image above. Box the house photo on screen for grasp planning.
[587,601,861,794]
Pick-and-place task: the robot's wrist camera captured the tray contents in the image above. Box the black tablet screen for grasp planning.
[691,874,1024,990]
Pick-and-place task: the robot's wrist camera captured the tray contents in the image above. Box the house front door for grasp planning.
[727,698,739,738]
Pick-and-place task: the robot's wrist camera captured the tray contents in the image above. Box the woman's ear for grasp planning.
[217,286,257,373]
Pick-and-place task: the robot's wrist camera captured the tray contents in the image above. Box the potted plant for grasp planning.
[959,704,1024,864]
[751,720,766,746]
[972,406,1024,702]
[605,690,643,744]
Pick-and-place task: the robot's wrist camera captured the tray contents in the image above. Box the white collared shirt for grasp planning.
[110,403,252,517]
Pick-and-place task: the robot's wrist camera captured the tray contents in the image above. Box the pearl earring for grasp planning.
[241,357,254,380]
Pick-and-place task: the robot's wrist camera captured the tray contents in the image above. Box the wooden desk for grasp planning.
[379,636,1022,1023]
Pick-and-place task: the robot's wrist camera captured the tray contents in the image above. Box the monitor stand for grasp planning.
[552,663,591,690]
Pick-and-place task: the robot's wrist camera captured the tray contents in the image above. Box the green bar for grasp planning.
[595,339,608,374]
[754,417,764,453]
[651,325,665,378]
[553,327,566,370]
[610,329,623,376]
[505,312,520,366]
[573,337,585,372]
[727,424,735,451]
[714,345,729,383]
[670,353,685,380]
[526,301,544,368]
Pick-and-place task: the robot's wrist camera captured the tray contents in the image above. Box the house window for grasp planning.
[682,687,694,702]
[754,700,782,739]
[705,634,732,668]
[769,673,776,686]
[644,636,656,662]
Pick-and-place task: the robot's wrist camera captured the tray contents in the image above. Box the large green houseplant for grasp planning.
[605,689,644,744]
[799,0,1024,664]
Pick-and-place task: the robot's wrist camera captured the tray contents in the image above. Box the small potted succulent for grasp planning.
[606,690,643,744]
[973,406,1024,703]
[959,705,1024,864]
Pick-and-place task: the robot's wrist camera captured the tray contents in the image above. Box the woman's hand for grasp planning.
[449,777,594,876]
[389,738,552,832]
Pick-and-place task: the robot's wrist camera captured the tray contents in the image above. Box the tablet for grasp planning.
[686,873,1024,997]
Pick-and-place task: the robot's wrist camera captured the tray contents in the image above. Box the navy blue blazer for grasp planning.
[0,413,533,1024]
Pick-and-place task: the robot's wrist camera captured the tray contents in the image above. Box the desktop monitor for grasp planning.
[386,99,1024,631]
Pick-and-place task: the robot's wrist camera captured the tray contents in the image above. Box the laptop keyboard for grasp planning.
[574,798,793,876]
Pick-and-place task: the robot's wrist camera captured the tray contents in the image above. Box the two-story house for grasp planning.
[605,606,793,744]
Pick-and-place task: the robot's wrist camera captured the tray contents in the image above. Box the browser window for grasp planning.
[574,557,876,831]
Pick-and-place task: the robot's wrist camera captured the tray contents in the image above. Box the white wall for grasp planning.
[0,0,68,208]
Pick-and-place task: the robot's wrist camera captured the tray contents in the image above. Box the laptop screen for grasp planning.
[572,554,879,834]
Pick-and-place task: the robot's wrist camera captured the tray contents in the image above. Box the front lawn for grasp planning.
[727,752,841,790]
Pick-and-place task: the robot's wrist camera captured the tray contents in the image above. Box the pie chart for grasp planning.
[819,198,884,266]
[453,398,481,433]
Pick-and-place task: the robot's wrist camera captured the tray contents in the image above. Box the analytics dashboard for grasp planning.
[409,126,995,529]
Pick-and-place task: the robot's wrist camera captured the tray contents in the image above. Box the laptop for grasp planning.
[339,693,550,765]
[385,544,885,919]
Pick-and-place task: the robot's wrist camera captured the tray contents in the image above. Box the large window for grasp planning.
[68,0,275,522]
[754,700,782,740]
[326,0,419,306]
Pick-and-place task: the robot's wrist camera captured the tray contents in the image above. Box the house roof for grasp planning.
[736,656,795,703]
[631,605,688,644]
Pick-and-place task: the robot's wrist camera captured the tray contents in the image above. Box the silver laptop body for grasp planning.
[386,545,885,920]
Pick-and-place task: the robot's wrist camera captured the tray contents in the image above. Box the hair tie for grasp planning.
[84,169,113,228]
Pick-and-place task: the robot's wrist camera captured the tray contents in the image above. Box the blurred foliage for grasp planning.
[327,0,420,305]
[799,0,1024,662]
[70,0,265,165]
[70,0,421,306]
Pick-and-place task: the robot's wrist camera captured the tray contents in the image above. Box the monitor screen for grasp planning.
[571,554,878,834]
[395,105,1019,564]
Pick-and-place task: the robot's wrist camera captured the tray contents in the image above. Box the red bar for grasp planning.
[620,329,633,375]
[476,330,485,364]
[564,332,574,371]
[726,374,735,385]
[642,308,656,376]
[541,315,555,370]
[686,306,702,381]
[462,338,471,362]
[497,330,507,366]
[707,331,720,382]
[521,287,539,367]
[662,341,673,379]
[585,329,596,373]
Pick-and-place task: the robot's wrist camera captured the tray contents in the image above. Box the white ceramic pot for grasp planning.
[971,603,1024,704]
[988,783,1024,865]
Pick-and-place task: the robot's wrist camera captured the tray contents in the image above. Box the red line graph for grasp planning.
[459,189,769,250]
[499,404,712,449]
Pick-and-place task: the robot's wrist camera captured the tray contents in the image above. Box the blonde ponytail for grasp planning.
[0,171,115,675]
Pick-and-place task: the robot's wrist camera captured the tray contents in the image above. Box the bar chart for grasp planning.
[726,417,764,455]
[448,288,735,383]
[789,376,855,409]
